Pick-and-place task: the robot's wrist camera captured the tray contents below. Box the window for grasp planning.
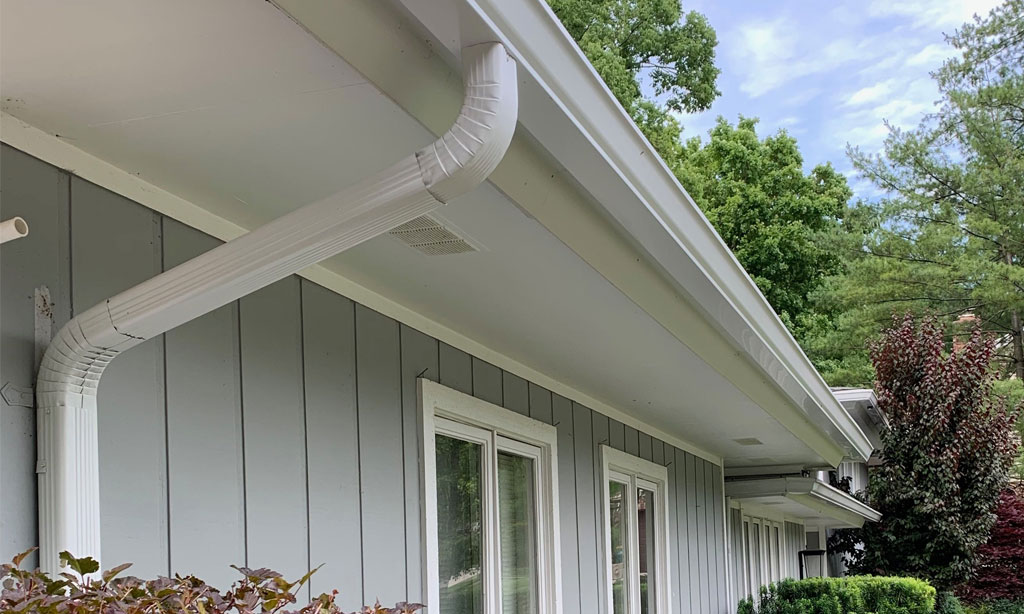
[600,445,671,614]
[422,379,561,614]
[737,512,792,601]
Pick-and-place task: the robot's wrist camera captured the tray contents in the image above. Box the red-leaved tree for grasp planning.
[848,316,1022,590]
[957,485,1024,602]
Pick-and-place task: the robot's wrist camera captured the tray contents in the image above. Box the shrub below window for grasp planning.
[738,576,937,614]
[0,549,423,614]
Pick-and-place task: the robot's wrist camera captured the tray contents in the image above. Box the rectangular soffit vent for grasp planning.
[388,214,480,256]
[733,437,764,446]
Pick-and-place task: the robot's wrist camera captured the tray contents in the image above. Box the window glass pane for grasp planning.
[743,521,752,597]
[498,451,538,614]
[436,434,484,614]
[609,480,629,614]
[637,487,657,614]
[772,526,781,581]
[751,524,762,595]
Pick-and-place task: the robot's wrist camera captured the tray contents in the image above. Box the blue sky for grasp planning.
[671,0,1000,200]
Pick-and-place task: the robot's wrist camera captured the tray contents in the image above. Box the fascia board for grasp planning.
[806,479,881,522]
[279,0,873,465]
[726,477,880,527]
[832,388,877,405]
[453,0,875,463]
[270,0,848,468]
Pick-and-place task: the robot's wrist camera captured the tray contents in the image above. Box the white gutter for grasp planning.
[283,0,873,466]
[726,476,881,527]
[33,42,517,574]
[0,216,29,244]
[459,0,875,465]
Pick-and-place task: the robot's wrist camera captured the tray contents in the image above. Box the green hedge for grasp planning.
[738,576,937,614]
[964,601,1024,614]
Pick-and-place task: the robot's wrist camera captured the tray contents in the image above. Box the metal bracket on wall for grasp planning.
[1,382,34,407]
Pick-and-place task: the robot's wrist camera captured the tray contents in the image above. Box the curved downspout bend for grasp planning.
[35,42,517,573]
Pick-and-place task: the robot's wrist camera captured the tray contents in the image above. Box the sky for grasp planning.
[672,0,1002,200]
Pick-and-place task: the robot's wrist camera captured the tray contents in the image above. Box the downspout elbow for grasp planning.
[34,42,517,574]
[416,43,518,203]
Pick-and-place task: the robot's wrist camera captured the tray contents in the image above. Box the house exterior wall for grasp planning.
[0,144,730,613]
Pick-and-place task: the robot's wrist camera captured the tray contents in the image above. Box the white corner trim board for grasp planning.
[33,42,518,574]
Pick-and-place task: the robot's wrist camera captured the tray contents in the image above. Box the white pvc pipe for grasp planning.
[35,42,517,574]
[0,216,29,244]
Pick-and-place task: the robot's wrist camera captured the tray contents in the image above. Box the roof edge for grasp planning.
[457,0,874,463]
[726,476,881,526]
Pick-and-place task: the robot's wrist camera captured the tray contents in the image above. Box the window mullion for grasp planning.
[487,431,501,614]
[628,477,641,614]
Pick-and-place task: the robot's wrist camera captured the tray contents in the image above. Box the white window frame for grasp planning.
[735,508,799,602]
[420,378,563,614]
[770,522,783,583]
[600,445,672,614]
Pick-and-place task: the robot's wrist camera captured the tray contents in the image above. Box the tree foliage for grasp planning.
[548,0,720,163]
[824,0,1024,386]
[957,485,1024,603]
[835,316,1022,590]
[549,0,860,345]
[677,117,854,329]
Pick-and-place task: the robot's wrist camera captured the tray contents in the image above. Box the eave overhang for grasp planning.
[832,388,886,454]
[726,476,881,528]
[273,0,873,466]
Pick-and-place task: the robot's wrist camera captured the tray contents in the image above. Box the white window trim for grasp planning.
[420,378,563,614]
[600,445,672,614]
[737,509,798,600]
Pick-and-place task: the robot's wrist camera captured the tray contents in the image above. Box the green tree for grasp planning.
[676,117,854,331]
[549,1,859,340]
[835,316,1022,590]
[548,0,720,164]
[833,0,1024,383]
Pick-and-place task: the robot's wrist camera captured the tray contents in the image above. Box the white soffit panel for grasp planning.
[0,0,838,467]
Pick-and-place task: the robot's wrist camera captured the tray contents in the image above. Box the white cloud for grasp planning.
[831,79,937,152]
[864,0,1001,28]
[730,20,869,97]
[783,87,823,107]
[845,80,896,107]
[905,42,951,67]
[670,0,980,201]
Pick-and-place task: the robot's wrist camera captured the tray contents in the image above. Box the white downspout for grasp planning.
[0,217,29,244]
[34,42,517,574]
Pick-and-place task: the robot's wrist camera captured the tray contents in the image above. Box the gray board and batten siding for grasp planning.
[0,143,729,613]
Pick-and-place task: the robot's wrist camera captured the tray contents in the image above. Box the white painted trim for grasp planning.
[420,378,563,614]
[0,113,251,242]
[599,445,672,614]
[726,477,881,527]
[456,0,873,464]
[734,501,793,525]
[267,0,870,466]
[721,468,734,608]
[0,112,722,467]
